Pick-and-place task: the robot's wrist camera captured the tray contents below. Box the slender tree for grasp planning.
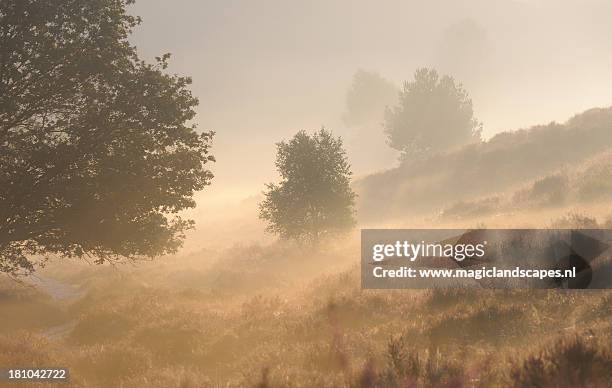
[384,68,481,159]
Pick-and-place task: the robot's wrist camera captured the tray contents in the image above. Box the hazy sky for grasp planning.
[129,0,612,206]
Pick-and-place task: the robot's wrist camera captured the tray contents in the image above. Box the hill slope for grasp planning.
[356,107,612,222]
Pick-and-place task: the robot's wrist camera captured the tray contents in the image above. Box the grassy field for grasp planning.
[3,109,612,387]
[1,212,611,387]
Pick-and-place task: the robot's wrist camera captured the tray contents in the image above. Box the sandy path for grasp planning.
[25,276,84,340]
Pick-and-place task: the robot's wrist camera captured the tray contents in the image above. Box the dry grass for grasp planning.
[3,166,612,387]
[1,240,611,387]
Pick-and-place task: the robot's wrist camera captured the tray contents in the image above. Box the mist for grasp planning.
[131,0,612,198]
[3,1,612,386]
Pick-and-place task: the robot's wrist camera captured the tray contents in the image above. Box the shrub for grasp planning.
[511,337,612,387]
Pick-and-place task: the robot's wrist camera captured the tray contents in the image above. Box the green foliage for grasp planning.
[384,68,481,158]
[0,0,214,275]
[259,128,356,243]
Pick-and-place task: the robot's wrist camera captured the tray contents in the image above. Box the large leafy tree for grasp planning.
[384,68,481,159]
[259,129,356,243]
[0,0,214,275]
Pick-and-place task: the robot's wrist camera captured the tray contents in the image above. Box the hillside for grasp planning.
[356,107,612,222]
[3,106,612,386]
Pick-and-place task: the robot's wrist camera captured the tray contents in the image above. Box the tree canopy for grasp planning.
[384,68,481,159]
[259,129,356,243]
[0,0,214,275]
[344,69,398,126]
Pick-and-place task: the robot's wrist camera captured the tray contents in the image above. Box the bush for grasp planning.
[528,174,569,205]
[511,337,612,387]
[550,213,600,229]
[358,335,465,388]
